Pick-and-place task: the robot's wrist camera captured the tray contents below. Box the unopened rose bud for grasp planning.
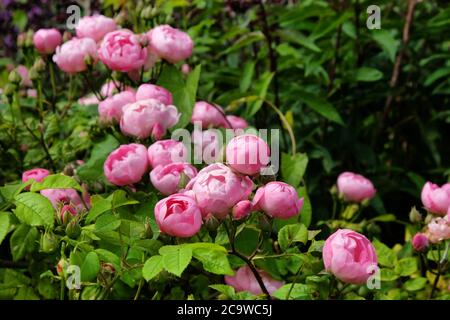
[409,206,422,223]
[59,204,77,225]
[63,163,76,176]
[66,220,81,239]
[342,204,359,220]
[232,200,252,220]
[205,214,220,232]
[329,185,338,196]
[40,231,59,253]
[56,258,69,277]
[17,33,26,47]
[258,214,272,232]
[412,233,429,252]
[33,57,46,72]
[143,218,153,238]
[84,55,94,67]
[8,70,21,84]
[25,30,34,47]
[28,67,40,81]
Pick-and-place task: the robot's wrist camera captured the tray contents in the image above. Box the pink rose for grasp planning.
[98,90,136,123]
[59,204,77,225]
[40,188,90,213]
[192,128,223,163]
[22,168,50,184]
[103,144,149,186]
[154,193,202,238]
[76,15,117,43]
[181,63,190,75]
[98,30,148,72]
[412,233,429,252]
[136,84,173,105]
[33,28,62,54]
[150,163,197,196]
[232,200,253,220]
[323,229,378,285]
[147,25,193,63]
[427,214,450,243]
[252,181,303,219]
[17,65,31,87]
[53,37,98,73]
[226,134,270,175]
[191,101,229,128]
[78,95,100,106]
[225,265,283,295]
[147,139,188,169]
[421,182,450,216]
[120,99,179,140]
[226,115,248,129]
[337,172,376,203]
[185,163,253,219]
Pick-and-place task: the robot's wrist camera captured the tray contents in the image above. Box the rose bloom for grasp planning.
[150,163,197,196]
[22,168,50,184]
[323,229,378,285]
[53,37,98,73]
[76,15,117,42]
[226,115,248,129]
[226,134,270,175]
[192,128,223,163]
[120,99,179,140]
[135,84,173,105]
[147,25,193,63]
[185,163,253,219]
[103,144,149,186]
[411,233,429,252]
[252,181,303,219]
[191,101,229,128]
[147,139,188,169]
[337,172,376,203]
[421,182,450,216]
[154,193,202,238]
[98,30,148,72]
[232,200,253,220]
[98,90,136,123]
[225,265,283,295]
[33,28,62,54]
[40,188,90,213]
[427,214,450,243]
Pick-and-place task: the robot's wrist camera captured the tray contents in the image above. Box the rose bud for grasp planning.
[147,25,193,63]
[147,139,188,169]
[226,134,270,176]
[191,101,229,128]
[154,193,202,238]
[412,233,429,252]
[426,214,450,243]
[150,163,197,196]
[98,30,148,72]
[252,181,303,219]
[56,258,69,277]
[53,37,98,73]
[22,168,50,189]
[409,206,423,223]
[120,99,179,140]
[226,115,248,129]
[8,70,21,84]
[232,200,253,220]
[40,231,59,253]
[337,172,376,203]
[59,204,77,226]
[421,182,450,216]
[103,143,149,186]
[323,229,378,285]
[135,84,173,105]
[98,90,136,124]
[181,63,190,75]
[76,15,117,43]
[33,28,62,54]
[16,65,32,87]
[65,219,82,239]
[40,188,90,213]
[204,213,221,231]
[225,265,283,295]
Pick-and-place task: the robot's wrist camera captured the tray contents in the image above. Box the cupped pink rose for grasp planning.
[225,265,283,295]
[147,139,188,169]
[252,181,303,219]
[76,15,117,43]
[40,188,90,213]
[150,163,197,196]
[185,163,253,219]
[412,233,429,252]
[337,172,376,203]
[226,134,270,176]
[232,200,253,220]
[136,84,173,105]
[17,65,32,87]
[53,37,98,73]
[98,30,148,72]
[22,168,50,184]
[191,101,229,128]
[226,115,248,129]
[192,128,223,163]
[103,143,149,186]
[154,193,202,238]
[33,28,62,54]
[427,214,450,243]
[98,90,136,123]
[147,25,193,63]
[323,229,378,285]
[120,99,179,140]
[421,182,450,216]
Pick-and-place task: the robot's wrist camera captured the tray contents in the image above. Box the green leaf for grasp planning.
[371,30,398,63]
[355,67,383,82]
[373,239,397,268]
[85,196,111,223]
[0,182,31,203]
[240,61,255,93]
[209,284,236,298]
[223,31,265,54]
[297,90,344,125]
[371,214,396,222]
[30,174,82,192]
[278,29,321,52]
[298,186,312,228]
[395,257,417,276]
[0,213,10,245]
[81,252,100,282]
[273,283,312,300]
[95,214,121,232]
[278,224,308,252]
[247,72,274,117]
[142,255,164,281]
[192,248,234,275]
[12,10,28,32]
[95,249,121,271]
[159,245,192,277]
[14,193,54,227]
[380,268,399,281]
[404,277,427,292]
[281,152,308,187]
[424,67,450,87]
[9,224,39,261]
